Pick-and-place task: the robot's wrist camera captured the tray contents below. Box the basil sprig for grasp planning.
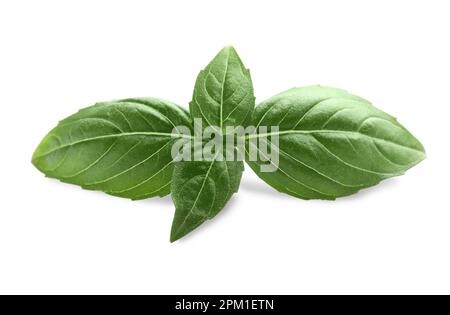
[32,46,425,242]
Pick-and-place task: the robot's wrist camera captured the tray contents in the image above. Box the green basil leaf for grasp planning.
[170,46,254,241]
[189,46,255,132]
[245,86,426,200]
[32,98,192,200]
[170,156,244,242]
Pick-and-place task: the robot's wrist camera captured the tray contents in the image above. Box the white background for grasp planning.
[0,0,449,294]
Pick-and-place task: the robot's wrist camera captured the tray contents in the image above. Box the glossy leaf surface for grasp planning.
[190,46,255,132]
[32,98,192,200]
[246,86,426,200]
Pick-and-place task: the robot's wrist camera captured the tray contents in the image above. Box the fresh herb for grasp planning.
[32,46,426,242]
[245,86,426,199]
